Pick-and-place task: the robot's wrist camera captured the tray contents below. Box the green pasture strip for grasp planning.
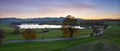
[0,24,91,41]
[0,37,97,51]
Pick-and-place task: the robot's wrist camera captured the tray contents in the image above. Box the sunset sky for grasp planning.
[0,0,120,19]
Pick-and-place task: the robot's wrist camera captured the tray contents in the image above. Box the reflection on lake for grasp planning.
[18,24,85,29]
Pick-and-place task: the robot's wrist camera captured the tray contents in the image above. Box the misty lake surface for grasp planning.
[18,24,85,29]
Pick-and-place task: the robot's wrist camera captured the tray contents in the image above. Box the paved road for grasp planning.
[2,35,90,44]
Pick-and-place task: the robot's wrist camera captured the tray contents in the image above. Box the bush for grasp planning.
[118,23,120,26]
[0,29,5,44]
[12,27,20,34]
[63,28,71,37]
[22,29,38,40]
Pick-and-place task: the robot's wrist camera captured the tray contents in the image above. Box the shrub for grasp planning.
[118,23,120,26]
[63,28,71,37]
[22,29,38,40]
[0,29,5,44]
[12,27,20,34]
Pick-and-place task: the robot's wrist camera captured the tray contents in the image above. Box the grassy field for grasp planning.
[0,24,92,41]
[104,25,120,46]
[0,37,98,51]
[67,41,120,51]
[66,25,120,51]
[0,21,120,51]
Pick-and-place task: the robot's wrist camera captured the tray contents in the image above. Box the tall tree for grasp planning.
[62,15,78,37]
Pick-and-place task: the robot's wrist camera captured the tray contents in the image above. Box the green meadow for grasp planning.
[0,21,120,51]
[0,23,92,41]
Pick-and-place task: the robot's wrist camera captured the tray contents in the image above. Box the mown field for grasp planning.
[0,21,120,51]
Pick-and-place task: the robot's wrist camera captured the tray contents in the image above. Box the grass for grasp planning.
[0,24,92,41]
[65,25,120,51]
[104,25,120,46]
[66,41,120,51]
[0,21,120,51]
[0,23,96,51]
[0,37,98,51]
[2,29,92,41]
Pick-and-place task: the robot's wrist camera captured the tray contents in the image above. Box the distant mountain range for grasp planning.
[0,17,119,24]
[0,17,83,24]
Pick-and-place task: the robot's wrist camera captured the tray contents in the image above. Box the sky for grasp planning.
[0,0,120,19]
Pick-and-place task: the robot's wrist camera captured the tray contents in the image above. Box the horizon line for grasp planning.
[0,16,120,20]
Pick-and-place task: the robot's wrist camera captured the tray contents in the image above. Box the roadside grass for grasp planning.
[0,37,97,51]
[66,41,120,51]
[65,25,120,51]
[104,25,120,46]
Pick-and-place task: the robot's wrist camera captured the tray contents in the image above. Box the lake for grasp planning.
[18,24,85,29]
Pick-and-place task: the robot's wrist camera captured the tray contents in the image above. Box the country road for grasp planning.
[2,35,90,44]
